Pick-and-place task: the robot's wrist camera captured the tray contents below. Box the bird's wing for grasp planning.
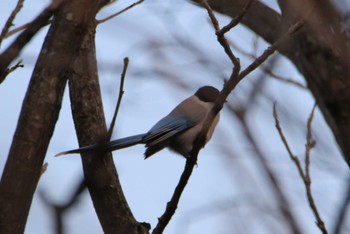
[143,116,195,147]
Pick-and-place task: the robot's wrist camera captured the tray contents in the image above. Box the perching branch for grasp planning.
[274,103,328,234]
[153,1,306,233]
[152,0,303,232]
[152,1,248,232]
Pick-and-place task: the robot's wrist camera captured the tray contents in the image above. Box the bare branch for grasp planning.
[218,0,254,35]
[304,105,327,234]
[263,66,307,89]
[0,60,23,84]
[0,2,62,78]
[97,0,144,24]
[305,104,316,179]
[229,39,307,89]
[273,103,305,179]
[4,22,30,38]
[274,103,328,234]
[106,57,129,140]
[201,0,240,68]
[238,20,304,80]
[4,20,52,39]
[0,0,24,47]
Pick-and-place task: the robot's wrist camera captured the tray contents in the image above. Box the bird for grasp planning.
[55,86,220,159]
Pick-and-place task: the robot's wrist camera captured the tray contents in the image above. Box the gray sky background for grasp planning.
[1,0,349,233]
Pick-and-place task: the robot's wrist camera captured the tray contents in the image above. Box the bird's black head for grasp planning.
[195,86,220,103]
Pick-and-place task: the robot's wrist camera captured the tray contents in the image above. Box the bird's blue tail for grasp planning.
[55,134,146,157]
[104,134,146,151]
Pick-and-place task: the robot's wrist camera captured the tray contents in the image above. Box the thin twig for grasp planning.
[274,103,328,234]
[106,57,129,140]
[218,0,254,35]
[239,20,303,80]
[304,105,327,234]
[4,22,30,38]
[201,0,240,68]
[0,2,62,78]
[97,0,144,24]
[0,0,25,47]
[263,66,307,89]
[273,103,305,179]
[229,39,307,89]
[5,20,52,39]
[0,60,23,84]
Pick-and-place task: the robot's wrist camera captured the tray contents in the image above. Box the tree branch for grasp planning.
[97,0,144,24]
[0,59,23,84]
[66,15,148,234]
[153,1,302,232]
[274,103,328,234]
[0,0,24,47]
[106,57,129,140]
[0,1,61,78]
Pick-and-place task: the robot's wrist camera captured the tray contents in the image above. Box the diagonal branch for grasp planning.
[0,0,24,47]
[218,0,254,36]
[152,1,246,232]
[97,0,144,24]
[201,0,240,68]
[0,1,62,78]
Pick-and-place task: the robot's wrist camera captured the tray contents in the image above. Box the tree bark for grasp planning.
[66,8,149,234]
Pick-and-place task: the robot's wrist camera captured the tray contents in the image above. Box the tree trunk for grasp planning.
[0,1,148,233]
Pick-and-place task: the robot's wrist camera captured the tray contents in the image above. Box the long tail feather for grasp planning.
[55,133,146,157]
[105,134,146,151]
